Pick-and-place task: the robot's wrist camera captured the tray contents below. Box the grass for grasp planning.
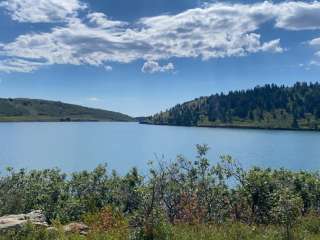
[3,220,320,240]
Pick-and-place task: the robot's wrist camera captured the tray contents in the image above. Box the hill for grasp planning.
[0,98,134,122]
[142,82,320,130]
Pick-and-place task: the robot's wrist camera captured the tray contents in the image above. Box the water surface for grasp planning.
[0,122,319,174]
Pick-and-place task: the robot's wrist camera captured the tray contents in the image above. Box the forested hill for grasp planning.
[143,82,320,130]
[0,98,134,122]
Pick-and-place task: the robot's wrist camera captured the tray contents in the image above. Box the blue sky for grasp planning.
[0,0,320,116]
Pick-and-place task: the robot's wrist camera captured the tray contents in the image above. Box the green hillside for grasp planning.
[143,82,320,130]
[0,98,133,122]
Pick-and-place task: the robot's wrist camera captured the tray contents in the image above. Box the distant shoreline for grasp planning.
[0,119,137,123]
[139,121,320,132]
[0,98,134,122]
[1,120,318,132]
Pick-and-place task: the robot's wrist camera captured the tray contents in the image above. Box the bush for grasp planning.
[0,223,57,240]
[1,145,320,239]
[83,206,129,239]
[299,214,320,235]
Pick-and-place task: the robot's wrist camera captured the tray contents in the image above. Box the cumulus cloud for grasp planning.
[0,17,135,71]
[260,39,284,53]
[274,1,320,30]
[87,12,127,29]
[142,61,174,74]
[309,37,320,47]
[1,1,320,73]
[0,0,85,23]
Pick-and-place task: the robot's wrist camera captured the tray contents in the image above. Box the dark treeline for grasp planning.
[145,82,320,130]
[2,145,320,239]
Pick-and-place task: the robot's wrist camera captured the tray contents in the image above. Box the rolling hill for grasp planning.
[0,98,134,122]
[142,82,320,130]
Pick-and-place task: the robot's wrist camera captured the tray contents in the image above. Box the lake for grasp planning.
[0,122,320,174]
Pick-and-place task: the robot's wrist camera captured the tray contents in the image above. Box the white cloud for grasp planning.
[274,1,320,30]
[142,61,174,74]
[309,37,320,46]
[136,2,282,61]
[260,39,284,53]
[298,62,311,71]
[0,17,134,72]
[0,58,45,73]
[87,12,127,29]
[299,39,320,68]
[310,60,320,66]
[0,0,86,23]
[104,65,113,71]
[87,97,100,101]
[308,37,320,60]
[2,1,320,73]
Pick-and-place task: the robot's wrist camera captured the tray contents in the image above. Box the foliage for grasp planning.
[2,145,320,239]
[145,82,320,130]
[4,221,320,240]
[271,188,303,240]
[0,98,133,122]
[83,206,128,238]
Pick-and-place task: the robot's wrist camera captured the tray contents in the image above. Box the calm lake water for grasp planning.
[0,122,320,174]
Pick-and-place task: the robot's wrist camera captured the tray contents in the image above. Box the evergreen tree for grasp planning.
[145,82,320,130]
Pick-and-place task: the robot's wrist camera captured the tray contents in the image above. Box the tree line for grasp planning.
[145,82,320,130]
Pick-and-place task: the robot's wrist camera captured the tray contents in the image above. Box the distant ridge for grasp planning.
[0,98,134,122]
[142,82,320,131]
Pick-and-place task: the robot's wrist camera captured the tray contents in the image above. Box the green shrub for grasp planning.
[83,206,129,239]
[0,223,57,240]
[299,215,320,235]
[1,145,320,239]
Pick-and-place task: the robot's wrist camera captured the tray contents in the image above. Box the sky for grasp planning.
[0,0,320,116]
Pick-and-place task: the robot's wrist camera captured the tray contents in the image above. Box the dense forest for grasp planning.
[143,82,320,130]
[2,146,320,239]
[0,98,133,122]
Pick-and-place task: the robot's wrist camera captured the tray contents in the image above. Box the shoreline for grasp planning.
[0,119,137,123]
[139,121,320,132]
[0,120,318,132]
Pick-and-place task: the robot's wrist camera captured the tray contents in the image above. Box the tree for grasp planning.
[147,82,320,130]
[292,116,299,129]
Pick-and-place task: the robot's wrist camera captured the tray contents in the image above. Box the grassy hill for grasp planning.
[142,82,320,130]
[0,98,134,122]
